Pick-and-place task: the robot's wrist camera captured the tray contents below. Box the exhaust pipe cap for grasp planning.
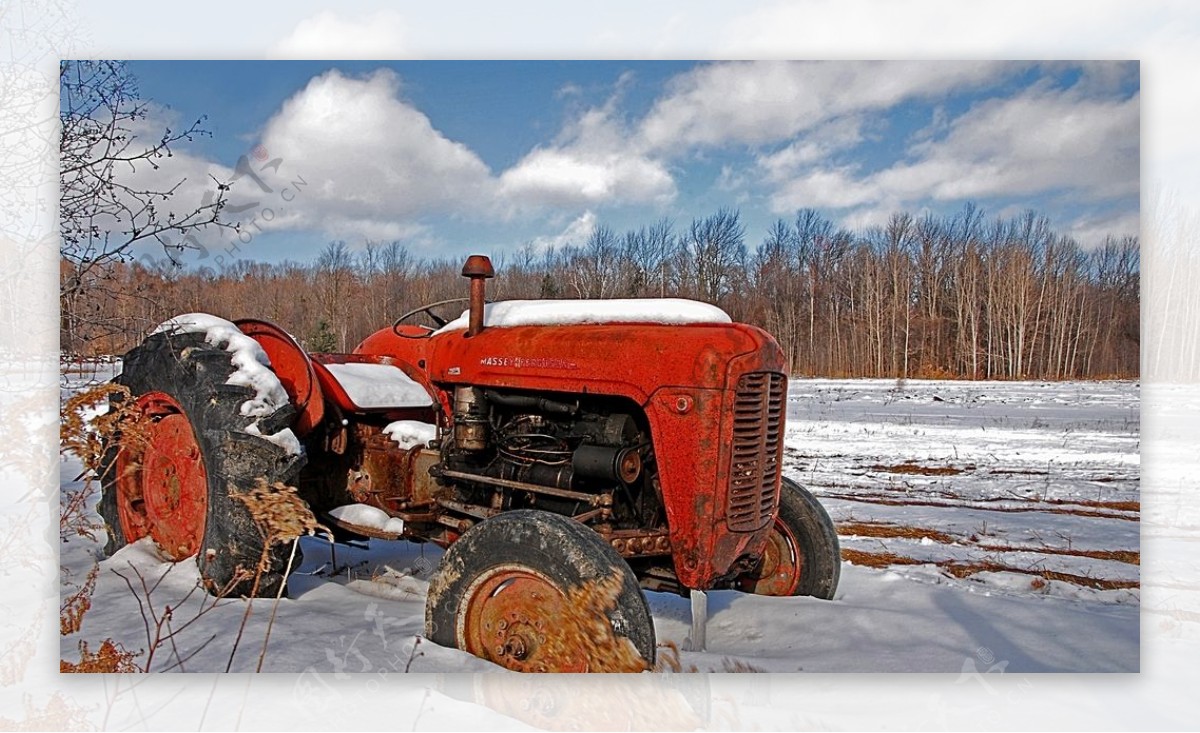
[462,254,495,279]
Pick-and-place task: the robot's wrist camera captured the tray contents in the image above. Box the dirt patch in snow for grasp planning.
[841,549,925,568]
[939,561,1140,590]
[837,521,956,545]
[869,461,969,476]
[821,493,1139,521]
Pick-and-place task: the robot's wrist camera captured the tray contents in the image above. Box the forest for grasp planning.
[60,205,1139,380]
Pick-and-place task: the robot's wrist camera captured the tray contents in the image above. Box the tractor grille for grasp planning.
[727,371,786,532]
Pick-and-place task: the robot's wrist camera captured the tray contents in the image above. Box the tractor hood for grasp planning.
[427,316,785,402]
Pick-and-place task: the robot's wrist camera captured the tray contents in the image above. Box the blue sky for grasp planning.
[116,60,1139,268]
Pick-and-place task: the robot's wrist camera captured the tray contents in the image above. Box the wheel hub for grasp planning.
[740,517,803,596]
[115,392,208,560]
[461,567,587,673]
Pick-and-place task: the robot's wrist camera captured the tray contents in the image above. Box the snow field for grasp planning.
[59,376,1139,672]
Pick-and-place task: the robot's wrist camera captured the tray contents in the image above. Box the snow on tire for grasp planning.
[99,330,305,597]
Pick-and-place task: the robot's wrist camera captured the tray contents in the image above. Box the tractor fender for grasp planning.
[234,318,325,436]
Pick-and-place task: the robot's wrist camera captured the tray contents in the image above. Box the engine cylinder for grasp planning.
[573,444,642,484]
[453,386,489,451]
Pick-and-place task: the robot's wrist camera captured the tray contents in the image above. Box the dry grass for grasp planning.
[59,383,145,544]
[840,549,925,568]
[1054,498,1139,512]
[60,565,99,636]
[60,383,139,477]
[719,658,767,672]
[60,639,141,673]
[838,517,1139,589]
[232,479,322,546]
[537,572,650,673]
[845,551,1140,590]
[0,692,93,729]
[60,384,151,674]
[654,640,693,672]
[842,548,1138,590]
[228,478,324,673]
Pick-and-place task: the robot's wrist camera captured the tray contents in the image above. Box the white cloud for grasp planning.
[499,148,674,209]
[895,86,1139,202]
[258,69,494,238]
[768,82,1138,218]
[769,167,880,212]
[638,61,1012,152]
[1068,209,1140,250]
[498,83,676,211]
[529,210,598,253]
[838,205,904,233]
[124,66,683,250]
[114,60,1140,258]
[756,116,865,182]
[271,10,409,59]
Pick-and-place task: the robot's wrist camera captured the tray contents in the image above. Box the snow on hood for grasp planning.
[152,313,300,454]
[432,298,731,335]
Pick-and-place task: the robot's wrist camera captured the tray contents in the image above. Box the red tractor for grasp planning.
[100,255,840,672]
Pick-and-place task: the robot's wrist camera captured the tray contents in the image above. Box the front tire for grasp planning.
[425,510,656,672]
[99,331,305,597]
[738,477,841,599]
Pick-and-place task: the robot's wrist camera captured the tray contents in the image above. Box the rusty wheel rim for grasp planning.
[742,517,803,596]
[459,564,587,673]
[114,392,208,560]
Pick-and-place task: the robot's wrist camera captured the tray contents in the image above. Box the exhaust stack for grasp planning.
[461,254,494,337]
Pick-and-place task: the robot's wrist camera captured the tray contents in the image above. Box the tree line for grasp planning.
[61,205,1139,380]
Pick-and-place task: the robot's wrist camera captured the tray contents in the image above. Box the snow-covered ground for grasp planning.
[59,371,1139,674]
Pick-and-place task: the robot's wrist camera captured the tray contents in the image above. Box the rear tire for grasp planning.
[426,510,656,672]
[738,477,841,599]
[99,331,305,597]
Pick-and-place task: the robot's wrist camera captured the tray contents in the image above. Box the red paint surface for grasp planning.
[427,322,784,588]
[236,319,325,435]
[234,313,788,589]
[115,392,208,560]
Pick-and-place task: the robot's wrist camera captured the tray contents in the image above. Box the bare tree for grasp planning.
[313,241,356,350]
[687,208,746,304]
[569,225,621,298]
[65,197,1140,380]
[59,60,234,354]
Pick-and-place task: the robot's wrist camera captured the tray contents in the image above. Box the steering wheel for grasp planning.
[391,297,472,338]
